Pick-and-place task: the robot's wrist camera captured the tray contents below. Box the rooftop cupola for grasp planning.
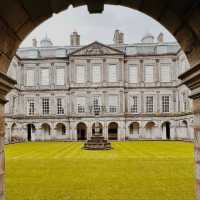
[141,32,154,43]
[40,34,53,47]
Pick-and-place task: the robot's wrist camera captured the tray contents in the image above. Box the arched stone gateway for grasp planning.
[0,1,200,200]
[27,124,36,141]
[77,122,87,140]
[108,122,118,140]
[162,122,171,140]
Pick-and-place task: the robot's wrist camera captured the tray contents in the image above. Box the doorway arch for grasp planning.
[145,122,156,139]
[41,123,51,136]
[27,124,36,141]
[162,122,171,140]
[129,122,140,135]
[55,123,66,136]
[108,122,118,140]
[77,122,87,140]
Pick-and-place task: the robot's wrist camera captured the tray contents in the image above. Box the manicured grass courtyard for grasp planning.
[5,141,195,200]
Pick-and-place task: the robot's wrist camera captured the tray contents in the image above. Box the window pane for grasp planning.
[27,98,35,115]
[130,96,138,113]
[144,65,154,82]
[41,69,49,85]
[77,66,85,83]
[162,96,170,112]
[77,97,86,113]
[42,98,50,115]
[146,96,153,112]
[108,64,117,82]
[108,95,118,113]
[57,98,64,114]
[56,68,65,85]
[92,65,101,82]
[160,64,170,82]
[129,65,138,83]
[26,70,34,86]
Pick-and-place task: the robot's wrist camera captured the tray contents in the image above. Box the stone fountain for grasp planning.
[83,108,112,150]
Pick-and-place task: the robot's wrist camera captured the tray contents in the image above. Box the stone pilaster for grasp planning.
[118,58,123,82]
[193,99,200,200]
[50,63,55,89]
[36,63,39,90]
[156,91,160,112]
[155,59,160,84]
[140,91,144,113]
[139,60,144,84]
[124,91,128,113]
[86,59,91,83]
[179,64,200,200]
[0,72,16,200]
[103,59,107,83]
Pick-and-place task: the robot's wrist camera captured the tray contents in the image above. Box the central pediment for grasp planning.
[70,41,124,56]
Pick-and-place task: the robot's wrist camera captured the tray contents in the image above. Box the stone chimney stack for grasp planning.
[70,31,80,46]
[113,30,124,45]
[32,38,37,47]
[157,32,164,43]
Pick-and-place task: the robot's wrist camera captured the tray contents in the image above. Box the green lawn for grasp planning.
[5,141,195,200]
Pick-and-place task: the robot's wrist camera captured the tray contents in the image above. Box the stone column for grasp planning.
[179,65,200,200]
[0,72,16,200]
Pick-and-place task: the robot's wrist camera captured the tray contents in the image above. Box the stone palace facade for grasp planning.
[4,30,194,142]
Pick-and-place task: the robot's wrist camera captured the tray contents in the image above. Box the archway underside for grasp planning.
[0,0,200,74]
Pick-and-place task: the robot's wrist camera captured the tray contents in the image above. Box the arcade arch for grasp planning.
[108,122,118,140]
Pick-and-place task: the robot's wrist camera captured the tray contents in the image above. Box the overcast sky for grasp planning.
[20,5,176,47]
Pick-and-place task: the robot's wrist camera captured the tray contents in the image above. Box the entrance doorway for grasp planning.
[108,122,118,140]
[27,124,36,141]
[162,122,171,140]
[77,123,87,140]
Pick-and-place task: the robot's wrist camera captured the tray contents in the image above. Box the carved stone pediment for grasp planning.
[70,41,124,56]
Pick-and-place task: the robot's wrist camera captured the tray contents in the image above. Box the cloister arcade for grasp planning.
[5,119,192,143]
